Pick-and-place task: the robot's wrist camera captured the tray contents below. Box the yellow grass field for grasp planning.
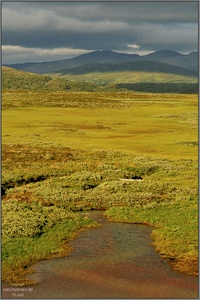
[2,91,198,159]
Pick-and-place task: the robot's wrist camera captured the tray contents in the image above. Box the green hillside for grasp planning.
[61,70,198,93]
[2,66,198,94]
[63,70,198,85]
[2,67,52,90]
[2,67,100,91]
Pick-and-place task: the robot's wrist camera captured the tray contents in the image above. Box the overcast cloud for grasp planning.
[2,1,199,64]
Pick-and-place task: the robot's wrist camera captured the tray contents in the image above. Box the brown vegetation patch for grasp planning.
[170,257,198,276]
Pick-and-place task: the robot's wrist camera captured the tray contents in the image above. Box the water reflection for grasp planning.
[2,211,198,299]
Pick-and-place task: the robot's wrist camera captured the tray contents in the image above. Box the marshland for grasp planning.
[2,90,198,290]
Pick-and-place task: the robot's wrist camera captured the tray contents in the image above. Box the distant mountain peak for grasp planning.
[146,50,182,58]
[98,50,114,52]
[4,49,198,74]
[155,49,179,54]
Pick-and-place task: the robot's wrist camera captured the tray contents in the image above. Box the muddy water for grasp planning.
[2,211,198,299]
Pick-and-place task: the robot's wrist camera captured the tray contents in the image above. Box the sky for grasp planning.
[2,1,199,64]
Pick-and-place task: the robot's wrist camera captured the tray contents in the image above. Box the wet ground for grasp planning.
[2,211,198,299]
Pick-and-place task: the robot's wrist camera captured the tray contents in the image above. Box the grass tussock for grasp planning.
[2,199,99,285]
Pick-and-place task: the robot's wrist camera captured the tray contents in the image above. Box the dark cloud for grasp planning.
[4,2,197,23]
[2,1,199,63]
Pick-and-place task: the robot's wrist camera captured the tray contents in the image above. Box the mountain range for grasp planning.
[57,60,197,77]
[4,50,198,75]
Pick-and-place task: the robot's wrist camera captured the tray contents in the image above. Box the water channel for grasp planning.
[2,211,198,299]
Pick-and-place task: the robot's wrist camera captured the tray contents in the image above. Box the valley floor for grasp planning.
[2,91,198,285]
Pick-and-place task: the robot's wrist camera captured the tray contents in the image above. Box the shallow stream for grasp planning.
[2,211,198,299]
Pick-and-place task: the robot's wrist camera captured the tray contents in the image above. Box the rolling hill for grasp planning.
[1,66,101,91]
[2,67,52,90]
[2,65,198,94]
[56,60,198,77]
[4,49,198,74]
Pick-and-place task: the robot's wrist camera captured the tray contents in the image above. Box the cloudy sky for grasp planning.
[2,1,199,64]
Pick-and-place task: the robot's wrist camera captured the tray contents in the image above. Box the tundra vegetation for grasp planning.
[2,90,198,285]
